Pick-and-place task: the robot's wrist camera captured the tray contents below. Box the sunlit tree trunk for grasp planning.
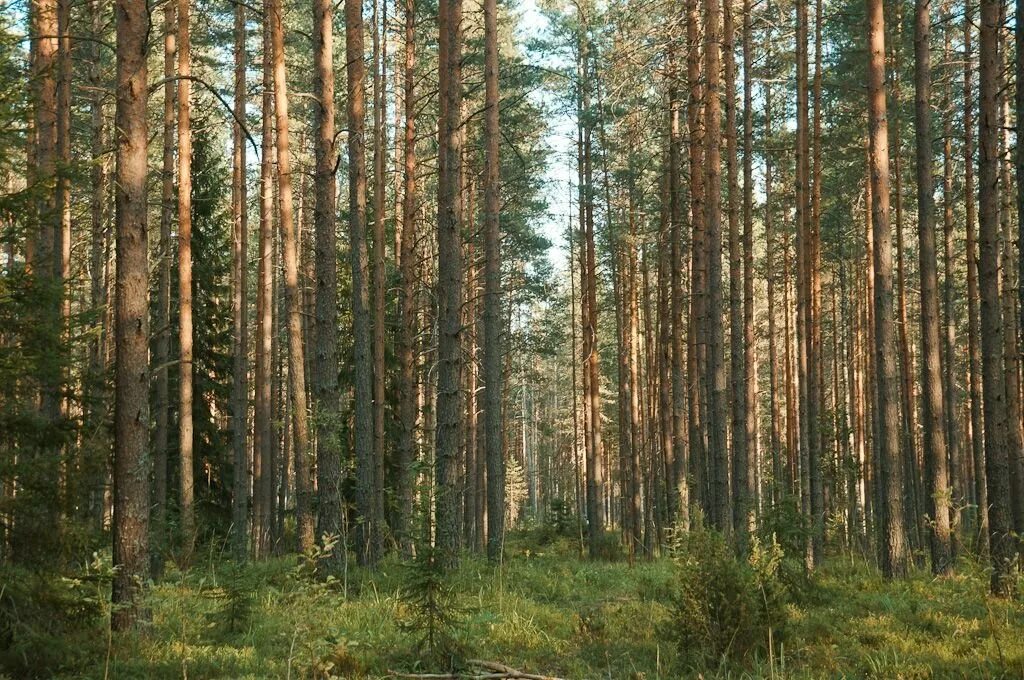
[913,0,952,574]
[152,0,174,573]
[866,0,910,577]
[111,0,150,627]
[177,0,195,559]
[483,0,505,562]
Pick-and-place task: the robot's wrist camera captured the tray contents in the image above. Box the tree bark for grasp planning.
[913,0,953,574]
[177,0,195,559]
[726,0,747,546]
[346,0,379,565]
[866,0,911,577]
[111,0,150,627]
[254,5,275,558]
[483,0,505,563]
[153,0,175,573]
[231,0,250,561]
[269,0,313,554]
[313,0,341,570]
[962,0,988,554]
[435,0,465,566]
[705,0,729,533]
[395,0,419,558]
[371,0,389,558]
[978,0,1015,595]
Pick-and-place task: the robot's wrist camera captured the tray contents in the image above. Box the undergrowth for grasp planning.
[2,533,1021,679]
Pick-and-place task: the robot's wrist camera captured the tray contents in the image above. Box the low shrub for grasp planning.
[666,524,788,668]
[0,556,110,677]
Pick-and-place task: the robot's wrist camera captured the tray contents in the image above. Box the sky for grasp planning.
[516,0,576,274]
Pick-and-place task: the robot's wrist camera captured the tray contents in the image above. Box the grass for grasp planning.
[9,534,1024,679]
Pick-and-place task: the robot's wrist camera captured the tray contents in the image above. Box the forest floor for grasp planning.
[28,532,1024,679]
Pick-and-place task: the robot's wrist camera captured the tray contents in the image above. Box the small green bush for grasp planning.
[667,524,788,668]
[0,558,110,677]
[398,546,467,670]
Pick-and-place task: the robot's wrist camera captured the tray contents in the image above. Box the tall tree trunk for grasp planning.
[231,0,250,561]
[269,0,313,553]
[705,0,729,533]
[963,0,988,553]
[435,0,464,565]
[577,13,605,555]
[914,0,953,574]
[765,77,783,504]
[153,0,174,573]
[313,0,341,570]
[177,0,195,559]
[371,0,388,558]
[667,50,687,532]
[940,0,963,553]
[346,0,378,565]
[866,0,911,577]
[741,0,758,532]
[483,0,505,563]
[726,0,747,546]
[111,0,149,627]
[22,0,62,562]
[686,0,707,517]
[808,0,825,566]
[254,6,275,558]
[395,0,418,557]
[978,0,1015,595]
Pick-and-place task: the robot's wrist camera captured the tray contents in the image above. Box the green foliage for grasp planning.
[398,547,468,670]
[203,560,258,637]
[667,524,788,668]
[0,556,111,678]
[760,492,815,595]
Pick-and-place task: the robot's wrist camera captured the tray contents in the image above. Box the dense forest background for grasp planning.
[2,0,1024,674]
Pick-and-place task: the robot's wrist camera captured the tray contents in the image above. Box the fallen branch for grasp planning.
[468,659,567,680]
[388,660,566,680]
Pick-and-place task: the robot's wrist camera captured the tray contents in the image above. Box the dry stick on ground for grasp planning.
[389,659,567,680]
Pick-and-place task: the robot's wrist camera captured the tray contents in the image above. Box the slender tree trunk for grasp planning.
[686,0,707,518]
[741,0,758,533]
[808,0,825,566]
[668,50,687,531]
[435,0,465,565]
[395,0,418,557]
[230,0,249,561]
[254,6,275,558]
[914,0,953,574]
[765,77,783,504]
[978,0,1016,594]
[483,0,505,563]
[111,0,149,627]
[371,0,389,558]
[313,0,341,570]
[962,1,988,553]
[705,0,729,533]
[940,1,963,553]
[725,0,747,546]
[177,0,195,559]
[867,0,911,577]
[152,0,174,573]
[346,0,378,565]
[269,0,313,554]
